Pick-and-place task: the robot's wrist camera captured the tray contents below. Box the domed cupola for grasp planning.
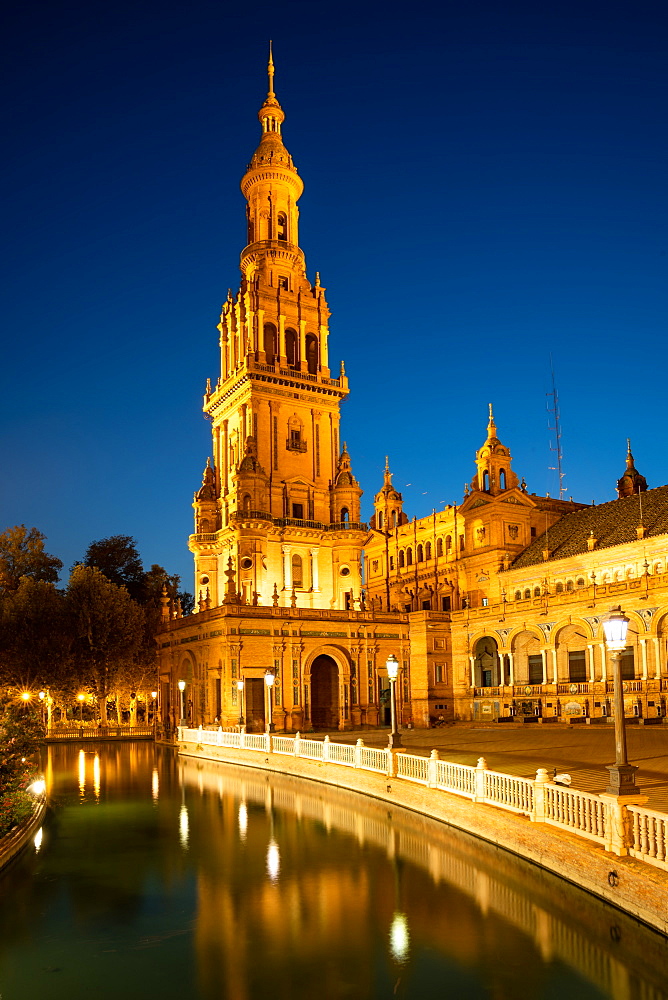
[471,405,519,496]
[371,457,407,531]
[616,440,648,498]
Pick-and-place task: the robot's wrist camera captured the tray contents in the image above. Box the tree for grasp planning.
[66,565,146,725]
[0,526,62,591]
[0,694,44,835]
[0,578,73,692]
[81,535,145,602]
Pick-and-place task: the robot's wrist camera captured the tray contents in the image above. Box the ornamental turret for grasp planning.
[471,405,519,495]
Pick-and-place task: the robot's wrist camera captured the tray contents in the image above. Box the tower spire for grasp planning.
[487,403,497,440]
[267,40,275,99]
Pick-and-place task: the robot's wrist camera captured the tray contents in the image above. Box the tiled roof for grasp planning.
[511,485,668,569]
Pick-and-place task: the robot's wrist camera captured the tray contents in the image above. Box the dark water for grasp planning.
[0,744,666,1000]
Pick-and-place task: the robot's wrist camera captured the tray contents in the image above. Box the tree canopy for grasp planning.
[0,526,63,591]
[81,535,146,602]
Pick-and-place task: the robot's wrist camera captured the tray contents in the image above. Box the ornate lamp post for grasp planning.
[237,680,245,727]
[151,691,158,729]
[264,671,275,733]
[602,606,638,795]
[177,680,186,727]
[38,690,46,728]
[386,654,402,748]
[77,693,85,723]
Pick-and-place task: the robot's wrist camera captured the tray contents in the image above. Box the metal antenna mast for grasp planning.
[547,356,566,500]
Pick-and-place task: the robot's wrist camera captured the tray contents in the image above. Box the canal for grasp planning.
[0,743,667,999]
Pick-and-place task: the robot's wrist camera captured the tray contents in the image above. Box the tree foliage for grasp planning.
[81,535,146,602]
[0,525,62,591]
[67,566,146,724]
[0,579,73,691]
[0,695,43,836]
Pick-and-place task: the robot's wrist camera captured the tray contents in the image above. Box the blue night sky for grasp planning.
[2,0,667,591]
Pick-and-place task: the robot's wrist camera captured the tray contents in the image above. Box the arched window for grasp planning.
[305,334,318,374]
[500,469,507,490]
[514,590,522,601]
[340,507,349,523]
[377,511,384,530]
[392,510,398,528]
[263,323,277,364]
[277,211,288,241]
[445,535,452,554]
[242,494,252,513]
[437,538,443,557]
[566,580,574,591]
[534,586,541,597]
[555,582,563,593]
[482,470,489,491]
[524,589,531,599]
[406,547,413,566]
[398,550,405,569]
[291,554,303,588]
[576,577,585,589]
[425,541,432,560]
[285,328,298,368]
[416,544,423,562]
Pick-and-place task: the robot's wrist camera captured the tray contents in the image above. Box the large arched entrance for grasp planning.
[310,655,339,729]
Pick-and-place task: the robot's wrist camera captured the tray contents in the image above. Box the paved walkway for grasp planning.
[319,722,668,812]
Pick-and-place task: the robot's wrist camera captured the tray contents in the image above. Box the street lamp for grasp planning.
[602,606,638,795]
[237,680,245,727]
[386,654,402,748]
[151,691,158,728]
[264,671,275,733]
[177,680,186,727]
[77,693,85,723]
[38,690,46,728]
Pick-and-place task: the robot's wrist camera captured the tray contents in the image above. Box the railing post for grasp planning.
[474,757,488,801]
[322,734,330,762]
[532,768,549,823]
[386,746,395,778]
[240,726,246,750]
[294,731,301,757]
[600,792,648,856]
[354,739,363,769]
[427,749,439,788]
[265,731,273,754]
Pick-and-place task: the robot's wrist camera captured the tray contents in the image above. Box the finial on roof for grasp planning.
[617,439,647,498]
[487,403,497,437]
[267,41,275,98]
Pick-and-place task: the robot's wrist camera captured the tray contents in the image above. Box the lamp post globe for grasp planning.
[264,672,276,733]
[177,680,186,727]
[386,654,402,748]
[602,606,638,796]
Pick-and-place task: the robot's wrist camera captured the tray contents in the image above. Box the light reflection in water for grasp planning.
[389,912,409,963]
[33,827,43,853]
[78,749,86,796]
[152,767,160,803]
[238,801,248,840]
[93,753,100,801]
[179,804,189,849]
[266,838,280,881]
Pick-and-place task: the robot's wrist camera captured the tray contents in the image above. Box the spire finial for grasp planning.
[383,456,393,488]
[626,437,633,468]
[487,403,496,438]
[267,41,275,98]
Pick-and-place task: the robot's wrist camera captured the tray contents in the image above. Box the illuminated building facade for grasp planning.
[159,58,668,731]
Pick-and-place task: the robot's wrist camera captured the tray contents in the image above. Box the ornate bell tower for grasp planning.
[189,50,365,610]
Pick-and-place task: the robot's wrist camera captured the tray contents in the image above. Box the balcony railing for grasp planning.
[230,510,273,522]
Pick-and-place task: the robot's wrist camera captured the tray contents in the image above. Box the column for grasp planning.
[507,651,515,686]
[651,636,661,680]
[319,323,329,370]
[541,649,547,685]
[469,655,475,688]
[310,548,320,591]
[586,644,595,683]
[278,315,286,365]
[222,420,229,496]
[282,546,292,590]
[599,642,608,683]
[640,639,648,680]
[299,319,307,371]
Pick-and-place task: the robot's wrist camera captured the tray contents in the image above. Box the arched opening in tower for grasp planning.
[310,655,339,729]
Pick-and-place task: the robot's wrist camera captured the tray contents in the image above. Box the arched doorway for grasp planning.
[473,637,500,687]
[310,655,339,729]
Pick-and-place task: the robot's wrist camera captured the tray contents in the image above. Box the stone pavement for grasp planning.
[320,722,668,812]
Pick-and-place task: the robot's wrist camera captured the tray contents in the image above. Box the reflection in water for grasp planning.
[390,912,409,964]
[0,743,665,1000]
[33,826,43,853]
[77,747,86,796]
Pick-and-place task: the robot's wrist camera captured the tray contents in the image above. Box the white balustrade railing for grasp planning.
[543,785,607,845]
[396,753,429,784]
[627,804,668,871]
[178,727,666,865]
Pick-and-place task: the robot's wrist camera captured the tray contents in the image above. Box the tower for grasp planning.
[470,404,519,496]
[189,51,365,610]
